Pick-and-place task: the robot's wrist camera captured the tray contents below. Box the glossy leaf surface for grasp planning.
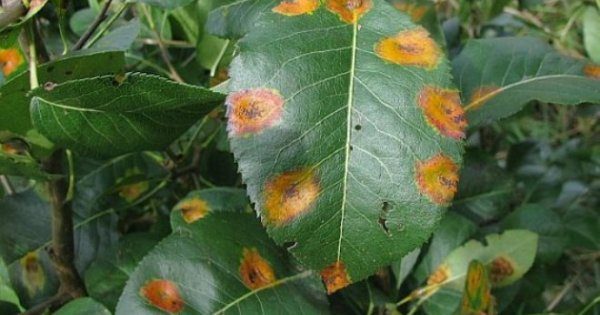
[228,0,464,291]
[30,73,224,157]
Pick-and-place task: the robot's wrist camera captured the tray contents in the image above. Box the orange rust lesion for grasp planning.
[326,0,372,23]
[427,263,450,286]
[176,197,211,224]
[489,256,514,285]
[273,0,320,16]
[584,63,600,79]
[393,1,428,21]
[118,181,149,202]
[466,85,500,111]
[418,86,467,140]
[20,252,45,297]
[226,88,285,137]
[263,168,320,226]
[320,261,351,294]
[375,27,440,69]
[415,154,459,204]
[140,279,185,313]
[0,48,24,77]
[239,248,277,290]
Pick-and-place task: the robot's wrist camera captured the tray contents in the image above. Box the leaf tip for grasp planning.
[320,261,351,294]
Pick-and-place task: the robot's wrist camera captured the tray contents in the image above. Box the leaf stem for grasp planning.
[26,22,39,89]
[84,2,131,49]
[72,0,113,51]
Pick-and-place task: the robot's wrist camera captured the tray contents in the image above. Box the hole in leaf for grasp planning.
[379,201,392,235]
[354,124,362,131]
[283,241,297,250]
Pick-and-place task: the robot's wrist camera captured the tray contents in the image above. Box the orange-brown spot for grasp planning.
[467,85,500,111]
[209,68,229,87]
[226,88,285,137]
[177,197,211,223]
[394,2,427,21]
[263,168,320,226]
[118,181,149,202]
[427,263,450,286]
[239,248,276,290]
[20,252,45,297]
[320,261,351,294]
[489,256,514,284]
[584,63,600,79]
[415,154,459,204]
[326,0,372,23]
[2,142,20,155]
[273,0,320,16]
[140,279,185,313]
[418,86,467,139]
[0,48,24,77]
[375,27,440,69]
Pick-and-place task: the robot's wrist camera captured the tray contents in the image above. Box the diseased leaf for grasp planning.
[0,257,23,312]
[228,0,464,292]
[54,297,111,315]
[8,250,59,308]
[30,73,225,158]
[459,260,493,315]
[453,37,600,126]
[0,51,126,136]
[115,189,329,314]
[387,0,446,46]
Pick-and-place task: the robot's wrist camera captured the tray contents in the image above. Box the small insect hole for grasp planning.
[64,70,73,75]
[349,145,353,151]
[379,201,392,235]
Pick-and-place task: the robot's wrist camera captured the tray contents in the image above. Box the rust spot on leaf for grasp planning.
[326,0,372,23]
[418,86,467,139]
[467,85,500,111]
[226,88,285,137]
[0,48,24,77]
[415,154,459,204]
[374,27,440,69]
[489,256,514,284]
[140,279,185,313]
[118,181,149,202]
[239,248,276,290]
[320,261,351,294]
[20,252,45,297]
[263,168,320,226]
[393,1,427,21]
[584,63,600,79]
[177,197,211,223]
[427,263,450,286]
[273,0,320,16]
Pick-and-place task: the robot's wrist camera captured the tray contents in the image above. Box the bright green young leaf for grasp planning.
[0,257,23,312]
[54,297,111,315]
[116,189,329,315]
[583,6,600,63]
[30,73,225,158]
[228,0,464,292]
[0,51,126,136]
[453,37,600,126]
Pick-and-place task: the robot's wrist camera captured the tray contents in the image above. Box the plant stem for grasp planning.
[0,175,14,195]
[72,0,113,50]
[84,2,131,49]
[26,22,39,89]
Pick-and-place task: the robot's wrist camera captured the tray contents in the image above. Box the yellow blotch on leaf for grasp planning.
[415,154,459,204]
[489,256,514,285]
[320,261,351,294]
[20,252,45,297]
[140,279,185,313]
[394,1,427,21]
[467,85,500,111]
[226,88,285,137]
[418,86,467,140]
[273,0,320,16]
[375,27,440,69]
[263,168,320,226]
[427,263,450,286]
[0,48,24,77]
[239,248,277,290]
[177,197,211,223]
[326,0,372,23]
[118,181,149,202]
[584,63,600,79]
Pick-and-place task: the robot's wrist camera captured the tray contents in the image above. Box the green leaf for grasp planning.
[0,151,57,180]
[391,248,420,289]
[0,51,126,136]
[501,204,567,264]
[453,37,600,126]
[459,260,493,315]
[30,73,225,158]
[206,0,275,38]
[228,0,464,292]
[583,6,600,63]
[54,298,111,315]
[132,0,195,10]
[93,19,141,51]
[115,189,329,314]
[0,257,23,312]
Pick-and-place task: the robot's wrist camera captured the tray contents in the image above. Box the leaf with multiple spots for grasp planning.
[459,260,494,315]
[227,0,464,292]
[30,73,225,158]
[453,37,600,126]
[0,51,126,136]
[116,188,329,314]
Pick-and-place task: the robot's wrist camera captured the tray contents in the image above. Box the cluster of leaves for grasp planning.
[0,0,598,314]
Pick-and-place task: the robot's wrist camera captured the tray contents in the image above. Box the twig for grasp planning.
[71,0,113,50]
[0,175,14,195]
[546,277,578,311]
[0,0,25,29]
[84,2,131,49]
